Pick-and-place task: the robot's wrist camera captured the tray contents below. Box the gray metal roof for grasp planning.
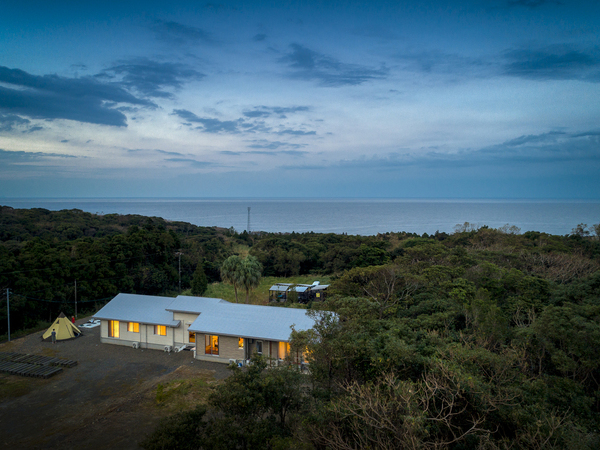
[310,284,329,290]
[167,296,229,314]
[188,302,316,342]
[269,285,290,292]
[94,293,180,327]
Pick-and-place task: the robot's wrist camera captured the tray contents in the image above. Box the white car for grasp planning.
[79,319,101,329]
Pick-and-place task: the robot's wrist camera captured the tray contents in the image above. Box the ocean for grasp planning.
[1,198,599,236]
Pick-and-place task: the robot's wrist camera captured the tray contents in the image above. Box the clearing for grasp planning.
[0,320,229,449]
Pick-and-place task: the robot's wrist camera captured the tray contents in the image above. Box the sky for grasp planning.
[1,0,599,199]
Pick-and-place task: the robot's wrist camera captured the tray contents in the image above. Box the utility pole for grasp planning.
[175,252,183,293]
[74,280,77,319]
[6,289,10,342]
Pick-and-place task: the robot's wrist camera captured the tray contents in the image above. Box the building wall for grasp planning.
[99,319,176,350]
[194,333,245,364]
[172,312,200,345]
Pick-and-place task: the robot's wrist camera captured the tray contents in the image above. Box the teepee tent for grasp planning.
[42,312,81,341]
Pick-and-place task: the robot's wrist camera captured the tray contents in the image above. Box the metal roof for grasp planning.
[188,302,316,342]
[166,296,229,314]
[94,293,180,327]
[269,285,290,292]
[310,284,329,290]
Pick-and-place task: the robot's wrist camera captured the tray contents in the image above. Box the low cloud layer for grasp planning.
[502,45,600,82]
[281,44,388,87]
[0,66,153,126]
[99,58,205,99]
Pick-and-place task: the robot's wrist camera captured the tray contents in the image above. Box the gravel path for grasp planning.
[0,318,230,449]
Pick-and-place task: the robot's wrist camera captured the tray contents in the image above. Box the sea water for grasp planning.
[1,198,599,236]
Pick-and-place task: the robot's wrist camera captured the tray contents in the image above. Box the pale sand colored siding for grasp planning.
[172,312,200,345]
[99,320,176,350]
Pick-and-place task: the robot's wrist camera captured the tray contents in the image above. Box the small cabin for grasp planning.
[269,281,329,303]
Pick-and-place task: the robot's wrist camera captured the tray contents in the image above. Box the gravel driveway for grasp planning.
[0,318,230,449]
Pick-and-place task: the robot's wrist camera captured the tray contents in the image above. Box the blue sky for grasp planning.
[1,0,599,198]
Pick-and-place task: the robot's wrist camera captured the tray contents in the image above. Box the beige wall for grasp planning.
[172,312,200,345]
[99,319,176,350]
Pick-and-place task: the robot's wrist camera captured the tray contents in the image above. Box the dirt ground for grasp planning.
[0,319,231,450]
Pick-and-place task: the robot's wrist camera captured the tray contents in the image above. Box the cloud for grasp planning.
[502,45,600,82]
[150,20,213,44]
[100,58,205,98]
[246,140,306,150]
[24,126,43,133]
[275,128,316,136]
[394,50,490,78]
[172,109,243,133]
[164,157,213,167]
[281,130,600,172]
[155,149,187,156]
[174,107,315,136]
[242,105,309,119]
[0,148,76,163]
[280,43,388,86]
[0,66,153,126]
[0,114,30,132]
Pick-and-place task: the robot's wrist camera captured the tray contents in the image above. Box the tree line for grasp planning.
[141,222,600,449]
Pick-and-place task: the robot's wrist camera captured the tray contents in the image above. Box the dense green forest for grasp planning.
[3,206,600,448]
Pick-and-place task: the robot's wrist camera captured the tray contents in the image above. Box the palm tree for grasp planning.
[240,256,263,304]
[220,255,243,302]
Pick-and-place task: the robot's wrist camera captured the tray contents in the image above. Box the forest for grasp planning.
[2,205,600,448]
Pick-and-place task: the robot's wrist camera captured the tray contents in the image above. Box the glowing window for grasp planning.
[205,335,219,355]
[108,320,120,338]
[154,325,166,336]
[238,337,244,349]
[189,331,196,343]
[127,322,139,333]
[278,341,290,359]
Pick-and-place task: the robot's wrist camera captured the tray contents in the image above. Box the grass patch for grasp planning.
[0,374,38,401]
[154,377,213,412]
[189,275,331,305]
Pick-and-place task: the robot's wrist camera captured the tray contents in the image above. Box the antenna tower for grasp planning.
[247,207,251,233]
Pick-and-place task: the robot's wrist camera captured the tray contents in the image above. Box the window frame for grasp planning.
[154,325,167,336]
[205,335,219,355]
[256,340,263,354]
[127,322,139,333]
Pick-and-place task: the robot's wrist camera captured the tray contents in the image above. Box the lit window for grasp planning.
[109,320,120,338]
[278,341,290,359]
[127,322,139,333]
[154,325,166,336]
[238,337,244,349]
[205,335,219,355]
[189,331,196,343]
[256,341,263,354]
